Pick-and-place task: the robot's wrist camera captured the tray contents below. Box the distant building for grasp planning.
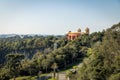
[66,27,89,40]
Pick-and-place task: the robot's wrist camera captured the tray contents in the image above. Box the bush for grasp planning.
[108,73,120,80]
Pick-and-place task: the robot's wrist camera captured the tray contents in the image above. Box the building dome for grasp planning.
[85,27,89,34]
[68,31,71,33]
[77,28,81,32]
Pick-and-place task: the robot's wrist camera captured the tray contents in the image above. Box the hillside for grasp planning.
[0,23,119,80]
[70,23,120,80]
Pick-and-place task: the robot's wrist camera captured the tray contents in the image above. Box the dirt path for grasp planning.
[58,73,66,80]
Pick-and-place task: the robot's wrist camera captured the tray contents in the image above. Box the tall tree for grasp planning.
[6,54,24,79]
[51,62,58,79]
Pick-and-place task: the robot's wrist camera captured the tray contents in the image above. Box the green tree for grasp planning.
[6,54,24,79]
[74,23,120,80]
[51,62,58,79]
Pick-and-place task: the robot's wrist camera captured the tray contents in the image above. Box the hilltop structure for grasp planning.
[66,27,89,40]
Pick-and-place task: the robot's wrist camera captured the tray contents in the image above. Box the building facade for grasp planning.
[66,27,89,40]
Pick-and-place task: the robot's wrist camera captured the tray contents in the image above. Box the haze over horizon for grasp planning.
[0,0,120,35]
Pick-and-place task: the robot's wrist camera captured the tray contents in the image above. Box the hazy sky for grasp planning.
[0,0,120,35]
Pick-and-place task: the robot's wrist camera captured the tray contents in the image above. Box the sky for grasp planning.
[0,0,120,35]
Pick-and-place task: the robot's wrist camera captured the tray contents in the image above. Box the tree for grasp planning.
[5,53,24,79]
[51,62,58,79]
[73,22,120,80]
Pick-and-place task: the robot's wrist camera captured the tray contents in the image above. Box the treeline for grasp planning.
[70,23,120,80]
[0,26,105,79]
[0,35,66,64]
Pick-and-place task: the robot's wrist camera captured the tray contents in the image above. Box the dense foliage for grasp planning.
[0,35,67,79]
[0,33,94,79]
[0,35,66,64]
[0,23,119,80]
[71,23,120,80]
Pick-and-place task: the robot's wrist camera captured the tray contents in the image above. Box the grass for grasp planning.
[48,78,57,80]
[10,76,37,80]
[10,73,51,80]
